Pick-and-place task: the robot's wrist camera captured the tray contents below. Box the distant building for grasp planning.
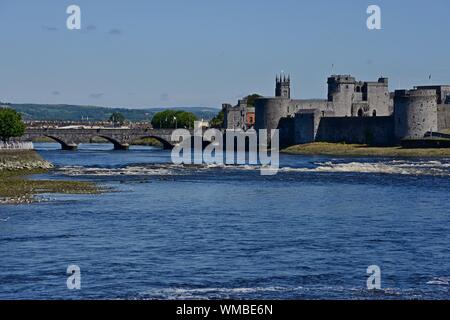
[246,106,255,128]
[222,97,256,130]
[197,119,210,129]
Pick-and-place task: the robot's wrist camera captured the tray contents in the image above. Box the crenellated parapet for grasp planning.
[394,88,438,140]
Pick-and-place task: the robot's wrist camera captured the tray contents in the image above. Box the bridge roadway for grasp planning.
[22,127,194,150]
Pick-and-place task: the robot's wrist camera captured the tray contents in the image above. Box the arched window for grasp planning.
[358,109,363,117]
[373,110,377,117]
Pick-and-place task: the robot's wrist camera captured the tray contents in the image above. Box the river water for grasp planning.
[1,143,450,299]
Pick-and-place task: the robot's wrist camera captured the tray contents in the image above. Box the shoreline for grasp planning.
[282,142,450,158]
[0,150,101,205]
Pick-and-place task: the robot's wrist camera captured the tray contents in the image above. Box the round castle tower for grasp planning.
[255,75,292,132]
[254,97,290,132]
[394,88,438,140]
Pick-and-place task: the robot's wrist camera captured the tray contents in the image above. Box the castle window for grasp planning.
[373,110,377,117]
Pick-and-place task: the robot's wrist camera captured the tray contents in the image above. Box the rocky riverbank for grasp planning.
[0,150,101,204]
[0,150,54,170]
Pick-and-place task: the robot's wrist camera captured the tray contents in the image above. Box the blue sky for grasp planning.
[0,0,449,108]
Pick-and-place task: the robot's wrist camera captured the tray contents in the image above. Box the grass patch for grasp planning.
[0,149,46,162]
[0,169,101,204]
[282,142,450,157]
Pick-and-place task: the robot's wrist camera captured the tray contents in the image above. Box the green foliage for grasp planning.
[210,110,224,128]
[245,93,262,107]
[0,108,26,142]
[151,110,197,129]
[109,112,126,125]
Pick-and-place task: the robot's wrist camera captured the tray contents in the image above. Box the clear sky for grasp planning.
[0,0,449,109]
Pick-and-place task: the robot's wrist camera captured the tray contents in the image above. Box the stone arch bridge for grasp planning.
[22,128,195,150]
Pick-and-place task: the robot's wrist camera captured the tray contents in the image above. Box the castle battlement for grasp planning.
[395,88,437,98]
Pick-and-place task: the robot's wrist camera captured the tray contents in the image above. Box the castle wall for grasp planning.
[294,110,322,144]
[315,116,395,145]
[438,104,450,131]
[255,98,331,131]
[394,89,438,140]
[289,100,331,115]
[278,117,296,147]
[351,102,369,117]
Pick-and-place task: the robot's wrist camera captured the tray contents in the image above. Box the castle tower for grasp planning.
[327,75,356,117]
[394,88,438,140]
[275,74,291,99]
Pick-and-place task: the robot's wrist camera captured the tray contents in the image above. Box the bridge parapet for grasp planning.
[22,128,194,150]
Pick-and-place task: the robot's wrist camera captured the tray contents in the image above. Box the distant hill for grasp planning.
[3,103,220,122]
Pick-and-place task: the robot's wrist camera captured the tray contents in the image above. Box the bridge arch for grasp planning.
[96,135,129,150]
[137,135,174,150]
[43,135,78,151]
[33,135,126,151]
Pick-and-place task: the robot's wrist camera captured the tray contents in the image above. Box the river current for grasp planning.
[1,143,450,299]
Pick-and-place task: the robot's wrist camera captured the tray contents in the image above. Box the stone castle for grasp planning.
[223,74,450,147]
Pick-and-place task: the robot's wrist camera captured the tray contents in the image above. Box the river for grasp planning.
[1,143,450,299]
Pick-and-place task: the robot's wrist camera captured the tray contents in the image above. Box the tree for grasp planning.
[109,112,126,126]
[151,110,197,129]
[210,110,224,128]
[245,93,262,107]
[0,108,26,143]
